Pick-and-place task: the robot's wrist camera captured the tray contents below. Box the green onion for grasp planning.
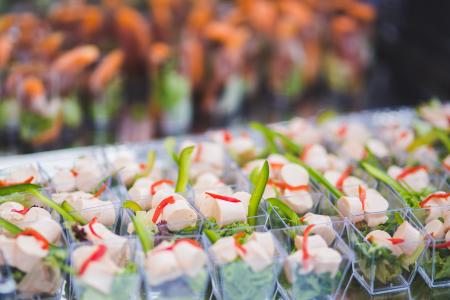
[204,229,220,243]
[285,153,343,199]
[250,122,279,154]
[130,215,153,253]
[273,131,302,155]
[247,161,269,226]
[175,145,195,193]
[61,201,88,225]
[122,200,143,213]
[146,150,156,173]
[164,137,178,164]
[29,189,76,222]
[266,198,300,226]
[0,217,23,235]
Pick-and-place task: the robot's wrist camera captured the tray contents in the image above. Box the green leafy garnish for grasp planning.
[61,201,88,225]
[175,145,195,193]
[247,161,269,226]
[204,229,221,243]
[285,153,343,199]
[266,198,300,227]
[122,200,143,213]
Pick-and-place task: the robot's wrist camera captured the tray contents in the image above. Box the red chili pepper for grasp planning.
[302,224,315,260]
[268,179,286,190]
[88,217,102,239]
[396,166,428,181]
[300,144,313,161]
[299,216,306,223]
[398,130,409,140]
[204,192,241,203]
[336,167,353,191]
[150,179,174,195]
[233,232,247,254]
[194,144,203,162]
[139,163,147,171]
[157,238,202,252]
[434,241,450,249]
[11,207,31,215]
[79,244,107,275]
[70,169,78,177]
[337,125,347,137]
[93,183,107,198]
[223,130,233,143]
[17,228,49,250]
[269,162,284,170]
[152,196,176,223]
[358,185,366,211]
[419,192,450,208]
[0,176,34,187]
[285,184,309,192]
[388,238,405,245]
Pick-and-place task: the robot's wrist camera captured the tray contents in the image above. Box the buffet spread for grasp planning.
[0,102,449,300]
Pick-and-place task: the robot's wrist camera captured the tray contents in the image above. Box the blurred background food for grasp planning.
[0,0,447,154]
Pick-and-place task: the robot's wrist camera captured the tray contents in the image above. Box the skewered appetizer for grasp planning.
[208,231,280,300]
[144,237,209,299]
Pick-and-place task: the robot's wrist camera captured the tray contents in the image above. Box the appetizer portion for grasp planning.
[207,230,282,300]
[144,237,209,299]
[209,129,259,166]
[0,164,42,186]
[387,165,431,194]
[277,224,351,300]
[349,210,427,295]
[71,240,140,299]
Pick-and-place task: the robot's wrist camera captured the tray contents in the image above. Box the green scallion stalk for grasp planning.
[61,201,88,225]
[131,215,153,253]
[250,122,279,154]
[0,217,23,235]
[266,198,300,226]
[247,161,269,226]
[204,229,220,243]
[122,200,143,213]
[175,145,195,193]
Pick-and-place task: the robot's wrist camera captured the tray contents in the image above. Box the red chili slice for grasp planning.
[139,163,147,171]
[388,238,405,245]
[299,216,307,223]
[223,130,232,143]
[300,144,313,161]
[152,196,176,223]
[93,183,107,198]
[358,185,366,211]
[150,179,174,195]
[336,167,353,191]
[434,241,450,249]
[11,207,31,215]
[0,176,34,187]
[337,125,347,137]
[157,238,202,252]
[395,166,428,181]
[79,244,107,275]
[285,184,309,192]
[419,192,450,208]
[398,130,409,140]
[88,217,102,239]
[233,232,247,254]
[204,192,241,203]
[268,179,286,190]
[194,144,203,162]
[70,169,78,177]
[269,162,284,170]
[17,228,49,250]
[302,224,315,260]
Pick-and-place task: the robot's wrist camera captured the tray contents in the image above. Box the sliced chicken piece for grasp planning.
[302,213,336,245]
[26,218,62,244]
[336,196,364,223]
[239,240,273,272]
[366,139,389,158]
[0,202,26,224]
[146,250,183,286]
[212,198,247,226]
[162,200,197,231]
[77,199,116,226]
[73,245,122,294]
[425,219,445,240]
[112,154,140,186]
[173,241,207,277]
[280,163,309,187]
[283,190,313,214]
[210,236,238,265]
[364,189,389,227]
[0,235,18,268]
[283,250,313,283]
[366,230,403,256]
[393,221,422,256]
[194,173,223,190]
[15,235,49,273]
[21,207,52,223]
[128,184,152,210]
[294,234,328,252]
[151,190,186,208]
[248,232,275,258]
[312,247,342,276]
[75,166,103,193]
[340,140,366,161]
[342,176,368,197]
[232,191,252,210]
[52,169,76,192]
[302,144,329,172]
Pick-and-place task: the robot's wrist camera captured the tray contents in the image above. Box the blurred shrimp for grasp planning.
[51,45,100,76]
[22,76,46,100]
[35,32,65,60]
[90,49,124,93]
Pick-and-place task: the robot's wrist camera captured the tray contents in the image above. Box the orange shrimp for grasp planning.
[36,32,64,60]
[90,49,124,93]
[51,45,100,75]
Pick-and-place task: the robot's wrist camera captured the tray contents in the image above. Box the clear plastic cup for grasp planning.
[272,221,353,300]
[203,226,285,300]
[70,238,142,300]
[348,209,428,295]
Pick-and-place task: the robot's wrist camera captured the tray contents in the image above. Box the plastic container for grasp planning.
[272,222,353,300]
[348,209,428,295]
[203,226,285,300]
[142,235,209,300]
